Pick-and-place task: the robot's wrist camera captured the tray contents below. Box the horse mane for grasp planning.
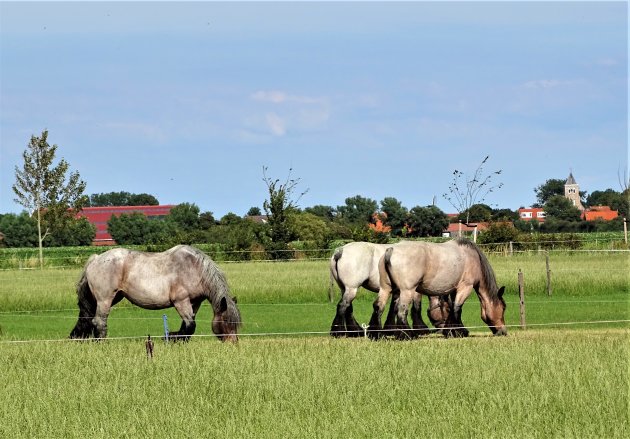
[180,246,241,328]
[455,238,500,300]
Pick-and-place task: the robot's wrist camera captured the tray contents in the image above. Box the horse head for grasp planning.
[481,286,507,336]
[212,296,241,342]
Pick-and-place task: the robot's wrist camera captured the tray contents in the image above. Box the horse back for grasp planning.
[334,242,389,292]
[384,241,466,294]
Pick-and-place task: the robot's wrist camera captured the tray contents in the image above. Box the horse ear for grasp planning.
[220,297,228,312]
[497,286,505,299]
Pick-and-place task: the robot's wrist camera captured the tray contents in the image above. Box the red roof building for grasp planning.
[77,205,175,245]
[518,207,546,222]
[583,206,619,221]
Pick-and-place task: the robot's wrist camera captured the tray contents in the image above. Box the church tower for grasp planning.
[564,172,584,211]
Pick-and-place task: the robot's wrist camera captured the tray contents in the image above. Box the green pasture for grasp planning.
[0,251,628,438]
[0,252,628,340]
[0,330,627,438]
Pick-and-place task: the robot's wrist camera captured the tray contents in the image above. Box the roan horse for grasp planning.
[69,245,241,342]
[368,239,507,339]
[330,242,452,337]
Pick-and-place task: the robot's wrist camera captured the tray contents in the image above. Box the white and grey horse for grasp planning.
[69,245,241,342]
[330,242,451,337]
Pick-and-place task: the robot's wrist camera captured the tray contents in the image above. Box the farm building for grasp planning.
[518,207,546,222]
[582,205,619,221]
[77,205,175,245]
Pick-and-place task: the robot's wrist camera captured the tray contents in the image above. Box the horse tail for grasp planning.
[329,246,343,301]
[383,246,395,279]
[456,238,499,298]
[69,255,98,339]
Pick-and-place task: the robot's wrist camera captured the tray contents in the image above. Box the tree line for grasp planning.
[1,130,628,260]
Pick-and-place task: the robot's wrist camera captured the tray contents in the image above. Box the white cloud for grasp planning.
[265,112,286,136]
[522,79,583,89]
[251,90,326,105]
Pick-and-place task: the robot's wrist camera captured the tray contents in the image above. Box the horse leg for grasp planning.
[394,289,415,340]
[172,299,196,342]
[344,302,363,338]
[448,288,472,338]
[367,286,391,340]
[410,292,431,338]
[92,298,114,339]
[331,286,358,337]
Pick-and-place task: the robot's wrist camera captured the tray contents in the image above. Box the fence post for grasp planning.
[518,269,526,329]
[624,218,627,244]
[509,241,513,256]
[545,252,552,296]
[162,314,169,342]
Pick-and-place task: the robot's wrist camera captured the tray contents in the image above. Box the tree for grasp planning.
[407,205,449,237]
[457,203,492,223]
[262,167,308,259]
[108,212,175,245]
[287,211,330,245]
[544,195,582,221]
[88,191,159,206]
[12,130,87,267]
[0,212,38,247]
[380,197,408,237]
[167,203,200,231]
[246,207,262,216]
[336,195,378,226]
[304,205,335,222]
[442,156,503,224]
[199,211,216,229]
[491,208,519,222]
[533,179,565,206]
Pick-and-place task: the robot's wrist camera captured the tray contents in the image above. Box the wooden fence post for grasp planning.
[509,241,513,256]
[624,218,627,244]
[545,252,552,296]
[518,269,526,329]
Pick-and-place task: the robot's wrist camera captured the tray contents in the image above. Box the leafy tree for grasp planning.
[12,130,87,267]
[442,156,503,224]
[88,191,159,206]
[304,205,336,222]
[108,212,176,245]
[544,195,582,222]
[478,222,519,245]
[246,207,262,216]
[0,212,38,247]
[458,203,492,223]
[288,212,330,245]
[46,217,95,247]
[380,197,408,237]
[199,211,216,229]
[262,167,307,259]
[167,203,200,231]
[533,179,565,206]
[491,208,519,222]
[336,195,377,226]
[407,205,449,237]
[220,212,244,226]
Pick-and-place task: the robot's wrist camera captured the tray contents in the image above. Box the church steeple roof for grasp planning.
[566,172,577,185]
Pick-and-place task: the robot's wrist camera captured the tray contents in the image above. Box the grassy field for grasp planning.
[0,330,627,438]
[0,251,628,438]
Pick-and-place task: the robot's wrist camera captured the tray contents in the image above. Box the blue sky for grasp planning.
[1,1,627,218]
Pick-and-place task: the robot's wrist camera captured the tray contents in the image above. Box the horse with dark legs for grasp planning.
[367,239,507,340]
[329,242,450,338]
[69,245,241,342]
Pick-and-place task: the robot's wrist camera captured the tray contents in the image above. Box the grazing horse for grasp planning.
[368,239,507,339]
[330,242,451,337]
[69,245,241,342]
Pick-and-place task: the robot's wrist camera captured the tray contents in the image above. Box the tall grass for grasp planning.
[0,330,627,438]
